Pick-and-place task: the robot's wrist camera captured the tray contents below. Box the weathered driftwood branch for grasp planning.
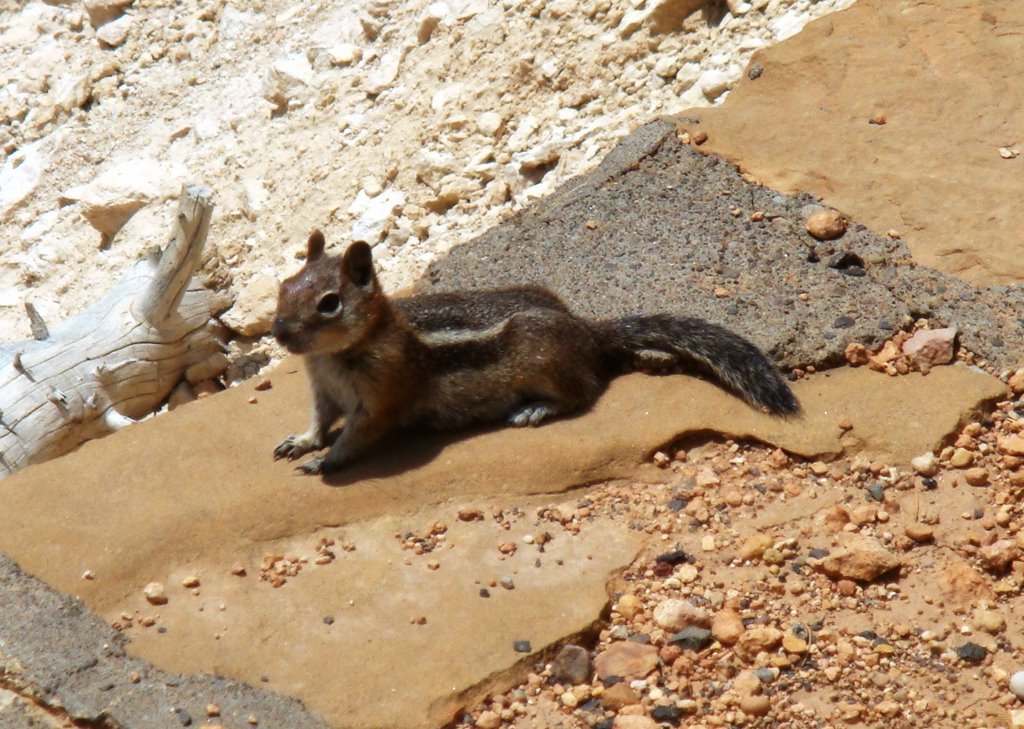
[139,185,213,325]
[0,184,231,478]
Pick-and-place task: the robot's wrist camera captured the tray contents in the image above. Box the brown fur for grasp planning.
[272,230,798,475]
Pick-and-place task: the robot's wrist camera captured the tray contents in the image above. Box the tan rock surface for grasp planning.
[0,359,1002,725]
[677,0,1024,285]
[0,363,645,728]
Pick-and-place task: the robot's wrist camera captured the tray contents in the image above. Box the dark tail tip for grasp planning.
[758,377,801,417]
[771,388,802,417]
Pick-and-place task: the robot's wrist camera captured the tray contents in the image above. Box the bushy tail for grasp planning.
[597,314,800,416]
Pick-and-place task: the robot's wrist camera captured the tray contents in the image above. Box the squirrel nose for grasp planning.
[271,317,290,342]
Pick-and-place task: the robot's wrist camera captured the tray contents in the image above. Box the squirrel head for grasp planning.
[272,230,386,355]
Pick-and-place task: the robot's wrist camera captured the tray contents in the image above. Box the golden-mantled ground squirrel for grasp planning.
[272,230,799,475]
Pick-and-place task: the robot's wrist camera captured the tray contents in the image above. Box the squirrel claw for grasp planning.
[275,434,316,461]
[274,443,296,460]
[297,456,325,475]
[508,402,558,427]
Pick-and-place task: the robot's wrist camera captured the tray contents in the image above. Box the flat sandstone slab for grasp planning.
[677,0,1024,286]
[0,555,329,729]
[0,358,1003,725]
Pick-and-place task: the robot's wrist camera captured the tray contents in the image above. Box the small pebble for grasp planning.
[956,642,987,663]
[552,643,591,685]
[651,706,683,723]
[905,523,934,543]
[513,640,532,653]
[143,582,168,605]
[806,209,847,241]
[711,609,745,646]
[655,549,688,565]
[669,626,713,651]
[1010,670,1024,700]
[782,633,808,654]
[676,564,698,583]
[500,575,515,590]
[910,452,939,476]
[950,447,973,468]
[738,694,771,717]
[457,505,483,521]
[475,710,501,729]
[964,467,989,486]
[754,667,776,684]
[616,593,642,619]
[609,625,630,640]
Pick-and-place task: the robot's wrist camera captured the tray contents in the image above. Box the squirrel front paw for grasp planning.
[274,433,319,461]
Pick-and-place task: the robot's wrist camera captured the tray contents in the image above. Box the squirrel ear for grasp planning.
[307,230,326,261]
[341,241,375,288]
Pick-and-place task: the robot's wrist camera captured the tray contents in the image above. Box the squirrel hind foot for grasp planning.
[297,456,326,475]
[508,402,559,427]
[296,458,327,475]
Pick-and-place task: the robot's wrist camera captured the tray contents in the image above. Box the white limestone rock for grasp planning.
[349,188,406,244]
[221,274,280,338]
[59,158,177,239]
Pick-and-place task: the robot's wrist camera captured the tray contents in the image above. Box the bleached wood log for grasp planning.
[0,184,231,478]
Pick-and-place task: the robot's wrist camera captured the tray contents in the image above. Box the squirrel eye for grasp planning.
[317,293,341,315]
